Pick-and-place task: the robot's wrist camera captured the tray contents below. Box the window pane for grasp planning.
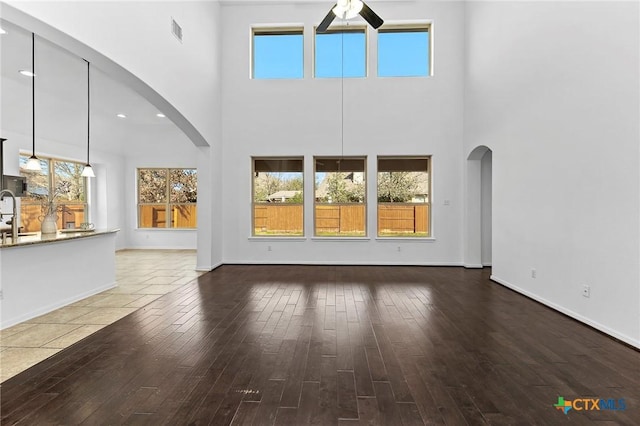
[315,157,366,236]
[53,160,85,202]
[253,157,303,236]
[19,154,50,202]
[139,205,168,228]
[378,30,429,77]
[170,169,197,203]
[138,169,167,203]
[253,32,303,79]
[377,157,430,237]
[170,204,197,228]
[315,30,366,78]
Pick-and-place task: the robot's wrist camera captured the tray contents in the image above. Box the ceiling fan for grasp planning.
[317,0,384,33]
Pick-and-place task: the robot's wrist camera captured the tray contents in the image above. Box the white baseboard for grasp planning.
[490,275,640,349]
[464,264,484,269]
[221,260,464,267]
[196,262,222,272]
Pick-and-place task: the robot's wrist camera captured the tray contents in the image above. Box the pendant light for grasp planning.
[24,32,41,171]
[81,60,95,178]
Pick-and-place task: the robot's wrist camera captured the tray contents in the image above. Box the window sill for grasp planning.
[375,237,436,242]
[248,236,306,242]
[135,228,196,232]
[311,237,370,242]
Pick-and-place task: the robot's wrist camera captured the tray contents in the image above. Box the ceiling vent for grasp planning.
[171,18,183,43]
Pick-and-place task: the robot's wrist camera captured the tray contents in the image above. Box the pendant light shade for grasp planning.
[81,60,95,178]
[25,32,41,171]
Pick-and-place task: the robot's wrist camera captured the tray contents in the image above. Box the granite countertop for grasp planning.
[0,229,120,248]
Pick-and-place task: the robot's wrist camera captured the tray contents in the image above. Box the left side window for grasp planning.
[252,27,304,79]
[19,155,88,232]
[253,157,304,236]
[138,168,197,229]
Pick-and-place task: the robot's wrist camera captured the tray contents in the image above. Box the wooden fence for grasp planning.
[315,204,366,235]
[139,204,197,228]
[377,203,429,236]
[254,204,303,235]
[20,203,86,233]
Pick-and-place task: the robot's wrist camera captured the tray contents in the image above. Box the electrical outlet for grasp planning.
[531,269,536,279]
[267,245,272,252]
[582,285,590,298]
[397,246,401,252]
[0,290,3,300]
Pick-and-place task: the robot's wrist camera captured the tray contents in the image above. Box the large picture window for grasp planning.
[377,157,430,237]
[315,27,366,78]
[252,28,304,79]
[19,155,88,232]
[253,158,304,236]
[314,157,366,237]
[137,168,197,228]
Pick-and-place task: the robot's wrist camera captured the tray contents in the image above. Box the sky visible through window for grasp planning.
[253,27,429,79]
[315,31,366,78]
[378,31,429,77]
[253,33,303,79]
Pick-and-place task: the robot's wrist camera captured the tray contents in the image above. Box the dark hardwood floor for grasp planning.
[1,265,639,425]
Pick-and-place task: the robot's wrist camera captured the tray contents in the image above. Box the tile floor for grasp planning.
[0,249,204,382]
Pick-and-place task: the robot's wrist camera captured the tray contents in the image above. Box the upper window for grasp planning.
[253,158,304,236]
[378,25,430,77]
[315,27,366,78]
[314,157,366,237]
[252,28,304,79]
[137,168,197,229]
[377,157,430,237]
[19,154,88,232]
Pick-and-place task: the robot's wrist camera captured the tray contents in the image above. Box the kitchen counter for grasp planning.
[0,228,119,248]
[0,228,120,329]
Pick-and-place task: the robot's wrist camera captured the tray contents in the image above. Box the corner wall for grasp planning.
[464,1,640,346]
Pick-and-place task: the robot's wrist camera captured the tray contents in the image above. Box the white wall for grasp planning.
[124,125,200,249]
[464,1,640,347]
[220,1,466,265]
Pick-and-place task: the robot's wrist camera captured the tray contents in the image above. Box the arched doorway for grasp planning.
[464,146,492,267]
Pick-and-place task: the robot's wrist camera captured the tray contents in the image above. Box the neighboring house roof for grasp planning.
[267,190,301,201]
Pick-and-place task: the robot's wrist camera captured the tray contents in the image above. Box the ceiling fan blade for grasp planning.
[359,1,384,29]
[317,5,337,33]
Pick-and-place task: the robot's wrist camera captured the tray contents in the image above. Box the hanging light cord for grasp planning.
[86,60,90,165]
[341,22,345,159]
[31,32,36,156]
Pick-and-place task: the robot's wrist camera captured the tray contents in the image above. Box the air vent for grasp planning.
[171,18,183,42]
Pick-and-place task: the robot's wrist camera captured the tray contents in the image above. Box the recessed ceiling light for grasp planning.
[19,70,35,77]
[0,28,7,35]
[156,113,166,118]
[116,113,127,119]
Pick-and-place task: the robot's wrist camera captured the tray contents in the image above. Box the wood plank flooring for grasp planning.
[1,265,639,424]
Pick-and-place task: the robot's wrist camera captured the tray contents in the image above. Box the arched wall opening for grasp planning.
[465,145,492,268]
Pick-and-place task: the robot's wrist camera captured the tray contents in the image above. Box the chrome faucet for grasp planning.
[0,189,18,243]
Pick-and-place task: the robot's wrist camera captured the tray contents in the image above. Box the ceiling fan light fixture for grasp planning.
[333,0,363,20]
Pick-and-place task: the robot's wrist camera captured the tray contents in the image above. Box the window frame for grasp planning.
[313,25,368,78]
[376,156,431,238]
[313,156,367,237]
[377,23,432,77]
[137,168,197,229]
[252,157,305,237]
[18,153,89,232]
[251,26,305,80]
